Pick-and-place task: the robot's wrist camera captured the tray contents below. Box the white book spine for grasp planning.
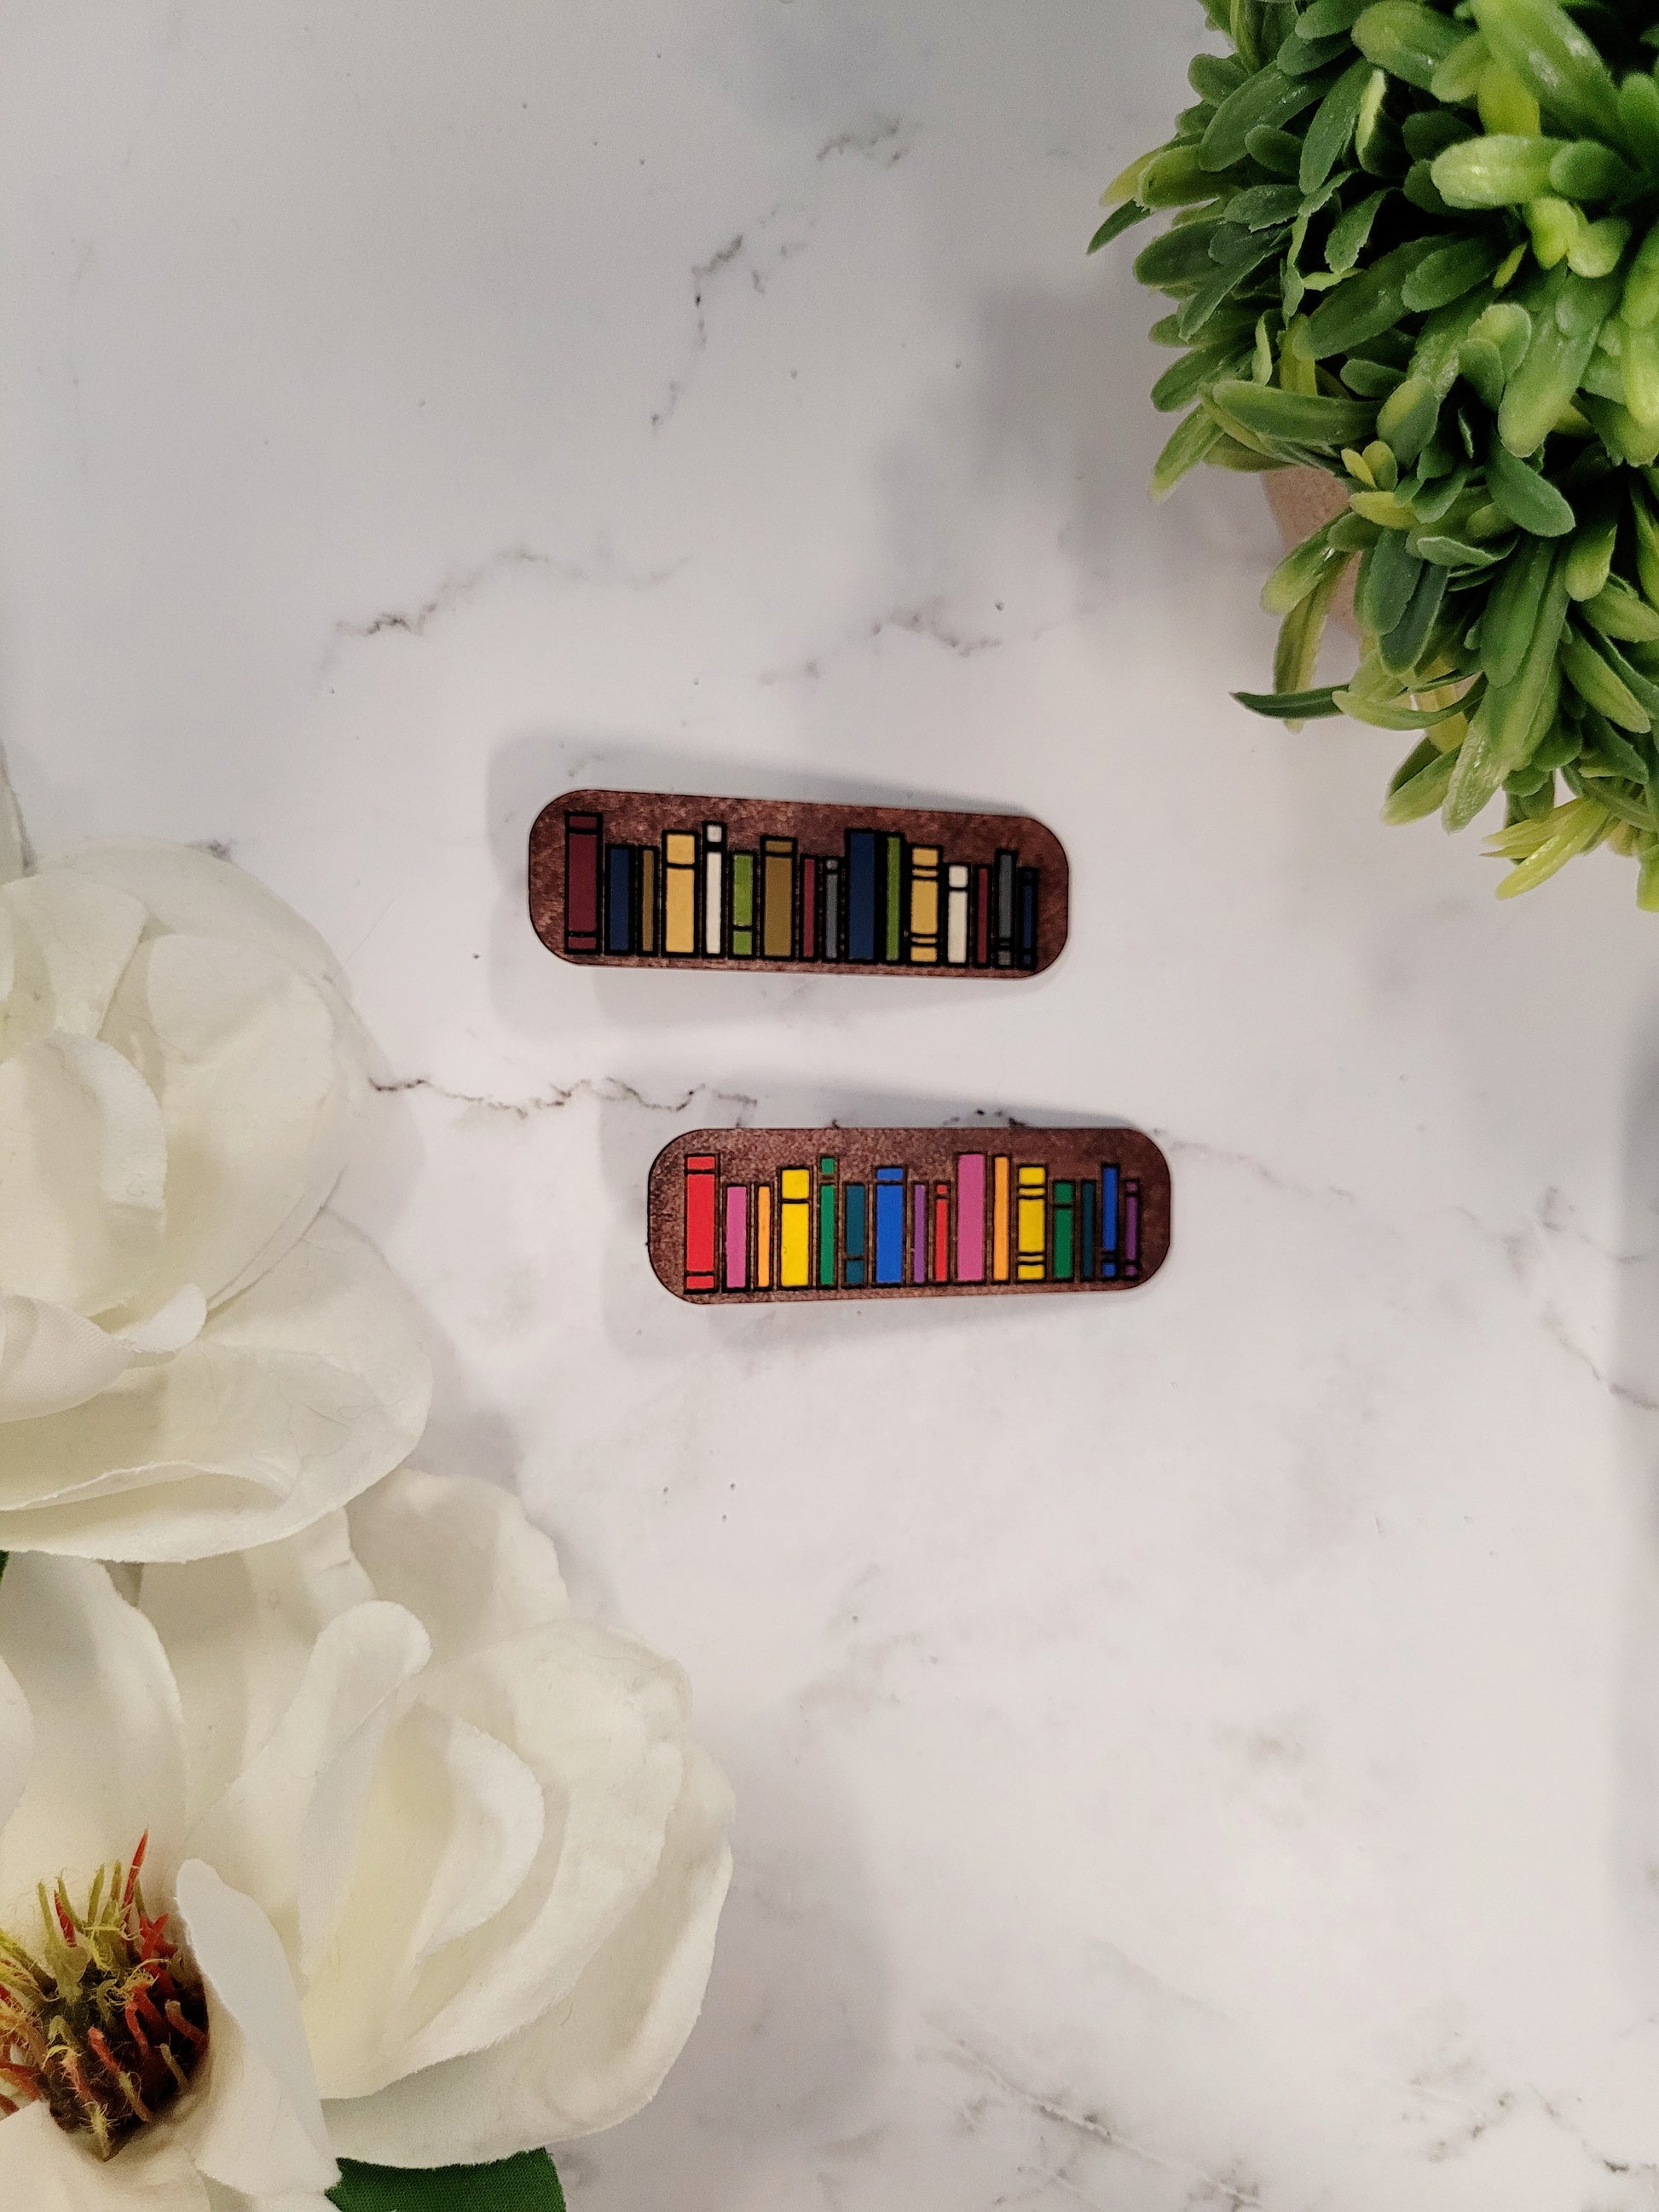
[945,864,969,966]
[703,824,725,956]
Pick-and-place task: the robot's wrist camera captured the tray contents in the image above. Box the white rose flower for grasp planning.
[0,1468,733,2203]
[0,829,431,1560]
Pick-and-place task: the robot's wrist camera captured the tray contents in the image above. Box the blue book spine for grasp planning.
[847,831,878,963]
[844,1183,867,1287]
[874,1166,905,1284]
[605,846,633,954]
[1016,867,1038,969]
[1100,1164,1120,1279]
[1079,1176,1097,1281]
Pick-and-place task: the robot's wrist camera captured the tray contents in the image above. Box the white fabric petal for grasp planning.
[172,1861,338,2199]
[0,1296,132,1421]
[327,1742,733,2163]
[188,1604,431,1976]
[0,2103,210,2210]
[0,1033,166,1314]
[346,1469,569,1664]
[140,1517,375,1827]
[0,1639,34,1841]
[0,1215,431,1561]
[101,936,367,1311]
[301,1703,545,2097]
[0,875,147,1050]
[118,1283,207,1356]
[308,1616,690,2091]
[38,841,345,993]
[0,1556,187,1915]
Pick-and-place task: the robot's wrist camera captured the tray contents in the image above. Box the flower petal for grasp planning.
[101,936,367,1311]
[0,768,23,887]
[140,1518,375,1827]
[0,1296,132,1421]
[0,1556,187,1910]
[309,1615,691,2091]
[326,1742,732,2163]
[171,1860,338,2199]
[0,1215,431,1561]
[346,1469,569,1664]
[38,840,344,992]
[0,1033,166,1314]
[187,1603,431,1977]
[0,2102,210,2210]
[0,874,147,1050]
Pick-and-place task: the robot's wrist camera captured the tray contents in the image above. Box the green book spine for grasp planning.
[818,1155,838,1286]
[884,835,904,962]
[730,852,755,956]
[1052,1181,1075,1282]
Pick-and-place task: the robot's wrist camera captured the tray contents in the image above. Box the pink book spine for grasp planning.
[725,1184,749,1291]
[956,1154,986,1282]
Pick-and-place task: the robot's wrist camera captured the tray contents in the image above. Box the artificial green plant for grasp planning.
[1098,0,1659,903]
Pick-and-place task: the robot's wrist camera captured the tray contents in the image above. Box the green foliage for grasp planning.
[328,2151,565,2212]
[1097,0,1659,902]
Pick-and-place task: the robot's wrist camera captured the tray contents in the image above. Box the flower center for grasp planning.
[0,1835,208,2162]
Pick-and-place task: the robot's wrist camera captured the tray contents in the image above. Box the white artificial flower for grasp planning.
[0,819,431,1560]
[0,1469,732,2203]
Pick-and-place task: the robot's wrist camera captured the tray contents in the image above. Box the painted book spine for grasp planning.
[909,847,940,964]
[843,1182,867,1287]
[606,846,633,955]
[684,1154,718,1292]
[564,812,601,952]
[754,1184,773,1290]
[991,1154,1011,1282]
[1079,1175,1097,1282]
[993,851,1016,969]
[637,846,657,955]
[725,1184,748,1291]
[956,1153,986,1282]
[703,823,725,956]
[933,1182,951,1283]
[945,863,969,966]
[847,832,878,963]
[801,856,819,962]
[663,833,698,956]
[822,857,842,962]
[884,835,905,963]
[1101,1164,1120,1279]
[1016,866,1038,971]
[779,1168,812,1287]
[911,1182,928,1282]
[974,863,991,967]
[1015,1164,1047,1280]
[730,852,755,957]
[763,837,795,961]
[1124,1178,1142,1279]
[1052,1180,1075,1282]
[817,1156,838,1287]
[874,1166,905,1285]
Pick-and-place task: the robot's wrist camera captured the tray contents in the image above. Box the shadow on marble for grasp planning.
[559,1730,890,2212]
[485,725,1066,1040]
[591,1075,1159,1360]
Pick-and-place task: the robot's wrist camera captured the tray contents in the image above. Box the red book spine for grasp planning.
[973,863,991,967]
[801,857,818,960]
[933,1183,951,1284]
[684,1155,718,1291]
[565,813,602,953]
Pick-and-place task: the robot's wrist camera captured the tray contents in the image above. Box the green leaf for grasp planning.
[329,2153,565,2212]
[1352,3,1463,90]
[1470,0,1625,150]
[1300,60,1372,193]
[1431,133,1564,207]
[1233,684,1345,718]
[1402,235,1506,315]
[1484,439,1576,535]
[1200,63,1332,173]
[1209,377,1376,447]
[1088,202,1152,254]
[1301,240,1439,357]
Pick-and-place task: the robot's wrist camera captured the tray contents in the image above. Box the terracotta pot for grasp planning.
[1264,464,1359,637]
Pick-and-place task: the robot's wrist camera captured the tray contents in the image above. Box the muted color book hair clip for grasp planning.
[530,790,1068,976]
[648,1129,1171,1303]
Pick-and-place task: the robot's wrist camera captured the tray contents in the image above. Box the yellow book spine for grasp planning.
[1016,1164,1047,1280]
[779,1167,811,1286]
[909,846,939,963]
[754,1184,772,1289]
[663,833,697,955]
[762,838,795,960]
[991,1155,1011,1282]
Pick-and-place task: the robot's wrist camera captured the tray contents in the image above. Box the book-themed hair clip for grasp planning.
[648,1129,1170,1302]
[530,790,1068,976]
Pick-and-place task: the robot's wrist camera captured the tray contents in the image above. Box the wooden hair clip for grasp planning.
[648,1129,1170,1302]
[530,790,1068,976]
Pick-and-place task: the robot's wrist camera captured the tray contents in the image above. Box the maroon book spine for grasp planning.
[801,856,818,960]
[973,863,991,967]
[565,812,602,953]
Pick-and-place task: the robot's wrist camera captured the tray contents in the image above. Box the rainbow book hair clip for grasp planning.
[530,790,1068,976]
[648,1129,1170,1303]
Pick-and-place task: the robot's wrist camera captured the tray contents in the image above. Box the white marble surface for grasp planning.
[9,3,1659,2204]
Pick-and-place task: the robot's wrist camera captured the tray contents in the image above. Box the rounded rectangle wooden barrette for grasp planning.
[648,1129,1170,1302]
[530,790,1068,976]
